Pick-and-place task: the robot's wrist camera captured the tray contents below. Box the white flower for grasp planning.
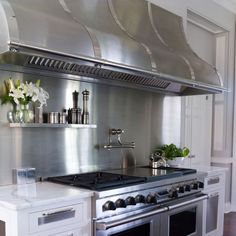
[8,80,49,107]
[24,82,39,98]
[9,87,25,104]
[35,87,49,107]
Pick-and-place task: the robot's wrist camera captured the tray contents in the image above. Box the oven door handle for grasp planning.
[168,193,208,211]
[96,206,168,230]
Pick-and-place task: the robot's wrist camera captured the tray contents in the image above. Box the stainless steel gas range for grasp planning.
[48,166,207,236]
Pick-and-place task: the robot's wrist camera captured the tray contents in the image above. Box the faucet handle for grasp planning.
[116,129,124,134]
[110,129,117,135]
[110,128,124,135]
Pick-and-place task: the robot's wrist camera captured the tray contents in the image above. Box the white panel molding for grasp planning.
[230,157,236,163]
[211,157,233,164]
[225,202,232,213]
[212,0,236,14]
[231,161,236,210]
[229,204,236,212]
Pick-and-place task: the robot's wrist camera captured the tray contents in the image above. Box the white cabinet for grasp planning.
[29,203,84,234]
[3,197,91,236]
[0,182,93,236]
[34,227,83,236]
[202,171,225,236]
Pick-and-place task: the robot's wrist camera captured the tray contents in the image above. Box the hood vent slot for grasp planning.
[26,56,170,90]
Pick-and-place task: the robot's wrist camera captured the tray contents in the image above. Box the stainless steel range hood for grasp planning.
[0,0,225,95]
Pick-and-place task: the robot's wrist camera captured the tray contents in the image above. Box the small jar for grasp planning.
[59,112,67,124]
[71,108,77,124]
[48,112,59,124]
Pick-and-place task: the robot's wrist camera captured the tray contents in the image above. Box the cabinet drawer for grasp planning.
[49,228,82,236]
[29,203,83,234]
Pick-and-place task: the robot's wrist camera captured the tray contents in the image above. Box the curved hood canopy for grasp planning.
[0,0,225,95]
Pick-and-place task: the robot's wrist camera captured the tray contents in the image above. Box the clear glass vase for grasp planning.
[14,104,34,123]
[7,111,15,123]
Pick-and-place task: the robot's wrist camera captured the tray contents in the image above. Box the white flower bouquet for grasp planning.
[2,79,49,107]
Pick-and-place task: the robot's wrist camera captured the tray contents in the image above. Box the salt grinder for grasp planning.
[82,89,89,124]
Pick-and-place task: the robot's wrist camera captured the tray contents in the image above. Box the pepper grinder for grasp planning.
[82,89,89,124]
[69,90,81,124]
[72,90,79,109]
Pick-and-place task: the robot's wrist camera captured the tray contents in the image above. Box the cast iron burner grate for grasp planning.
[47,172,147,191]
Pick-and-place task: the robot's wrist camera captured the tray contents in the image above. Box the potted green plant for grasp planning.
[153,143,190,167]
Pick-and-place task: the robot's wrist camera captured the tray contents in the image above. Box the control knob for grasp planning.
[170,190,178,198]
[102,201,116,211]
[135,194,146,204]
[198,181,204,189]
[146,194,157,204]
[125,196,136,206]
[115,199,126,208]
[185,184,191,192]
[192,183,199,190]
[178,186,185,193]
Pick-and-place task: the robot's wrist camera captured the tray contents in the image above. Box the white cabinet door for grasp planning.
[182,95,212,166]
[203,172,225,236]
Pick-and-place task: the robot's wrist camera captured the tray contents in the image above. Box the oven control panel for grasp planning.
[96,180,204,218]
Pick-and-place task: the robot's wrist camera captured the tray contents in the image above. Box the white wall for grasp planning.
[149,0,235,31]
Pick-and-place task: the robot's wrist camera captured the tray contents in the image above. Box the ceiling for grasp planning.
[212,0,236,13]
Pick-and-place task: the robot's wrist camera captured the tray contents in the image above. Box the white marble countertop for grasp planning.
[0,182,93,210]
[189,165,227,175]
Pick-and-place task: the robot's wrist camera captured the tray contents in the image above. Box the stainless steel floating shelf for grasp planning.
[9,123,97,129]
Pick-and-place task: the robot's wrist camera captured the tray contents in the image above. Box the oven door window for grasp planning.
[111,223,150,236]
[169,207,197,236]
[96,215,158,236]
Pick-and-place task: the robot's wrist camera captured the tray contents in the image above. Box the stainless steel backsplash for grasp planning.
[0,70,181,185]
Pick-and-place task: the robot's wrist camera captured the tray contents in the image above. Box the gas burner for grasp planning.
[47,172,146,191]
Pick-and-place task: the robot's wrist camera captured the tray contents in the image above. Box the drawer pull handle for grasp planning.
[207,177,220,185]
[208,192,219,198]
[38,208,76,226]
[42,208,74,216]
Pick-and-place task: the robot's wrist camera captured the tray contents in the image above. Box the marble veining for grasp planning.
[191,165,227,175]
[0,182,93,210]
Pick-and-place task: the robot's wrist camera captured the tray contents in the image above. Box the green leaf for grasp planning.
[152,143,190,160]
[182,147,190,157]
[36,79,41,87]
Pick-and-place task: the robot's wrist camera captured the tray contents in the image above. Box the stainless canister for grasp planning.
[35,107,43,123]
[71,108,77,124]
[59,112,67,124]
[48,112,59,124]
[70,108,81,124]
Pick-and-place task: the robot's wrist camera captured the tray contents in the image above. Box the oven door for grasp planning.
[160,194,207,236]
[95,207,167,236]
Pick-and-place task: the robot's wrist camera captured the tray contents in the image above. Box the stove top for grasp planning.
[47,167,197,191]
[155,166,197,175]
[106,166,196,181]
[47,172,146,191]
